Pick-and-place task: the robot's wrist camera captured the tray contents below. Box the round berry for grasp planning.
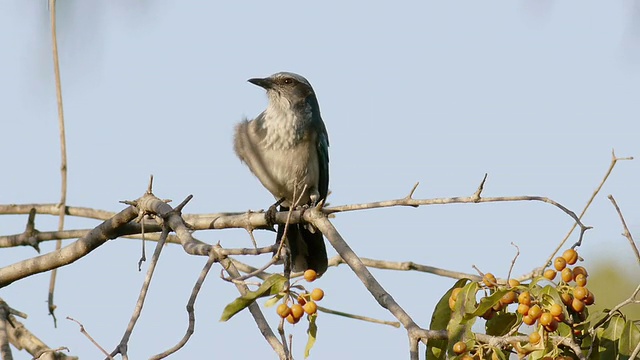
[500,291,517,305]
[297,294,307,305]
[573,266,588,279]
[483,273,497,288]
[562,248,578,265]
[575,273,587,287]
[290,304,304,319]
[584,290,595,305]
[543,269,557,281]
[517,303,530,315]
[303,301,318,315]
[304,269,318,282]
[286,313,300,324]
[561,292,573,306]
[276,304,291,318]
[518,291,532,306]
[554,257,567,271]
[550,303,563,317]
[452,341,467,355]
[523,315,536,325]
[573,286,588,301]
[529,332,541,345]
[508,279,521,288]
[539,312,553,326]
[572,298,585,313]
[561,267,573,283]
[544,319,558,332]
[528,304,542,320]
[311,288,325,301]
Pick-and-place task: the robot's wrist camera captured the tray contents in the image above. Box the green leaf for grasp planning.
[619,319,640,355]
[464,288,510,320]
[264,293,285,308]
[486,312,517,336]
[447,281,479,354]
[304,314,318,358]
[426,278,469,360]
[220,274,288,321]
[597,314,625,359]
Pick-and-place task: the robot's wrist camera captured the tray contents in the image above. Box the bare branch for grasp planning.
[608,195,640,265]
[66,317,112,359]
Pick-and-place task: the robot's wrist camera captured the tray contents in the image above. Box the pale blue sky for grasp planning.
[1,1,639,359]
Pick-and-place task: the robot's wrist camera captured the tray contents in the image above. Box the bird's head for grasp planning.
[248,72,315,105]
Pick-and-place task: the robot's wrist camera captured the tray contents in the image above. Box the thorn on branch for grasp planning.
[174,195,193,213]
[472,173,488,202]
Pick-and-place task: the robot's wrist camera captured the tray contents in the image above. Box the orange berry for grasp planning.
[528,304,542,320]
[554,312,565,322]
[303,269,318,282]
[500,291,517,305]
[554,257,567,271]
[276,304,291,318]
[575,273,587,287]
[518,291,532,306]
[311,288,325,301]
[508,279,521,288]
[523,315,536,325]
[573,266,588,280]
[303,301,318,315]
[290,304,304,319]
[483,273,497,288]
[561,292,573,306]
[543,269,557,281]
[539,312,553,326]
[572,298,585,313]
[297,294,307,305]
[562,249,578,265]
[573,286,588,301]
[529,332,541,345]
[517,303,530,315]
[452,341,467,355]
[286,313,300,324]
[584,290,595,305]
[482,308,495,320]
[561,267,573,283]
[550,303,563,317]
[492,301,504,312]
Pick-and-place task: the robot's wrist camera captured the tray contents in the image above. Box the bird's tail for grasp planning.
[276,207,328,276]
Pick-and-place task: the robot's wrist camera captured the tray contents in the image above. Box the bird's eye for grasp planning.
[283,78,293,84]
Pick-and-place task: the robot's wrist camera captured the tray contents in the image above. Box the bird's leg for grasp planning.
[281,243,292,285]
[265,197,285,229]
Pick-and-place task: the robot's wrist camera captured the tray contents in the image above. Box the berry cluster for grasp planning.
[276,269,325,325]
[446,248,596,358]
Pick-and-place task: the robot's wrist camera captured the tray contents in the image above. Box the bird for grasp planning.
[234,72,329,276]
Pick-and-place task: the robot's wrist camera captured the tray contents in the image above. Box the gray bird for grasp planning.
[234,72,329,275]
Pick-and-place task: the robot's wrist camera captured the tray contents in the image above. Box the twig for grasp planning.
[108,225,170,359]
[506,242,520,284]
[66,317,112,359]
[0,301,13,360]
[541,150,632,270]
[608,195,640,265]
[316,306,400,328]
[47,0,69,328]
[150,247,220,359]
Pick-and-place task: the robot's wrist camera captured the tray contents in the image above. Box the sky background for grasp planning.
[1,1,639,359]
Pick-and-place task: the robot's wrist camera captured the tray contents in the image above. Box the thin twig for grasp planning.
[316,306,400,328]
[607,195,640,265]
[47,0,69,328]
[506,242,520,284]
[108,225,170,359]
[541,150,633,270]
[150,247,219,359]
[67,317,112,359]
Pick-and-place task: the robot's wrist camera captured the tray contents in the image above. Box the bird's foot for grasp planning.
[265,197,285,229]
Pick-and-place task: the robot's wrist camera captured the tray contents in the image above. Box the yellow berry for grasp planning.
[518,291,532,306]
[529,332,541,345]
[286,313,300,324]
[543,269,557,281]
[528,304,542,320]
[573,266,588,280]
[550,303,563,317]
[539,312,553,326]
[483,273,497,288]
[311,288,325,301]
[523,315,536,325]
[572,298,585,313]
[575,273,587,287]
[554,257,567,271]
[500,291,517,305]
[517,303,530,315]
[452,341,467,355]
[562,249,578,265]
[303,269,317,282]
[303,301,318,315]
[508,279,521,288]
[561,267,573,283]
[290,304,304,319]
[573,286,588,301]
[276,304,291,318]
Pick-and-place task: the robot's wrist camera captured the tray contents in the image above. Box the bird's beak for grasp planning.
[248,77,273,89]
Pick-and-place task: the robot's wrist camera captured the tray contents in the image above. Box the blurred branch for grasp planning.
[47,0,70,327]
[607,194,640,265]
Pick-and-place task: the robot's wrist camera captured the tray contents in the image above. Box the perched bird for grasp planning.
[234,72,329,275]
